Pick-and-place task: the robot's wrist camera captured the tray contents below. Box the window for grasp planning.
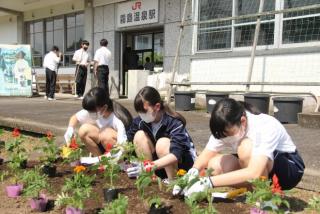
[282,0,320,44]
[196,0,320,52]
[25,12,84,67]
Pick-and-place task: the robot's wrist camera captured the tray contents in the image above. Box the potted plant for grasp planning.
[62,137,84,167]
[92,156,121,202]
[245,175,290,214]
[147,196,168,214]
[98,194,128,214]
[55,165,95,214]
[135,161,157,199]
[21,167,50,212]
[37,131,59,177]
[5,128,28,169]
[5,160,23,198]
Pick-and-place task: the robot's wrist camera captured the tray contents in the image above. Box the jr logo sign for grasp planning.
[132,1,142,10]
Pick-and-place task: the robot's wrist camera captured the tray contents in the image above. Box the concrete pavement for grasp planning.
[0,93,319,191]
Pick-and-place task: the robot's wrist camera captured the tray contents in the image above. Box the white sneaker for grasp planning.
[48,98,56,101]
[78,96,84,100]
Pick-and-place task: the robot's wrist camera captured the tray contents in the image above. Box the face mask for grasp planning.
[139,109,156,123]
[89,112,99,121]
[221,125,246,144]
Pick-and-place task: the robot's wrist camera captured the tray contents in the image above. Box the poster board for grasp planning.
[0,44,33,96]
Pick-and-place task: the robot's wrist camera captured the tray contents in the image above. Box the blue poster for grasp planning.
[0,44,32,96]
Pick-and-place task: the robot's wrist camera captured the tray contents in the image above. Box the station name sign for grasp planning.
[117,0,159,28]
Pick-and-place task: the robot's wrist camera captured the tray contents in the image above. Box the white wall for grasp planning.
[0,15,18,44]
[190,53,320,96]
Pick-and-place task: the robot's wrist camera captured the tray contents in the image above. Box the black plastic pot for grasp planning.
[103,188,119,202]
[272,97,304,124]
[42,165,57,177]
[20,159,27,169]
[244,93,270,114]
[206,92,229,113]
[148,204,169,214]
[174,91,196,111]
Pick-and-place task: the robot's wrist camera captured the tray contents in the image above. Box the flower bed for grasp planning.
[0,128,319,214]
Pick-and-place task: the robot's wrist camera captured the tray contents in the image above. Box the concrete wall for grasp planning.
[0,15,18,44]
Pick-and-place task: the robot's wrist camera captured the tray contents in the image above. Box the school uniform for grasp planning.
[93,47,111,96]
[43,51,61,99]
[206,111,305,190]
[127,112,197,178]
[76,110,127,146]
[72,48,90,97]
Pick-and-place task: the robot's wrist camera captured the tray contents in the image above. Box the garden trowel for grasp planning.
[212,188,247,199]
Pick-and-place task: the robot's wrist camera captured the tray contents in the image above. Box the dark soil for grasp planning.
[0,130,319,214]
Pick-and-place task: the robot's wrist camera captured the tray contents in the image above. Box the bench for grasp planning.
[35,74,75,94]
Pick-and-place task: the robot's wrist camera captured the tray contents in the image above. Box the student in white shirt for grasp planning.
[174,98,305,197]
[93,39,112,96]
[43,46,62,100]
[64,87,132,156]
[72,40,91,99]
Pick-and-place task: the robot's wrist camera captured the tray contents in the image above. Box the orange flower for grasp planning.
[271,174,283,195]
[46,131,53,141]
[12,128,20,137]
[74,165,86,173]
[177,169,187,176]
[260,176,267,181]
[199,169,206,177]
[69,137,79,150]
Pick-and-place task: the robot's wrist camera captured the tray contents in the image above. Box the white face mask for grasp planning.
[221,125,246,144]
[138,109,156,123]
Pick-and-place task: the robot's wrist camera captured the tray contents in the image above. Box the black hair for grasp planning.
[134,86,186,126]
[82,87,132,129]
[51,46,59,52]
[100,39,108,47]
[81,40,89,46]
[145,57,150,62]
[210,98,260,139]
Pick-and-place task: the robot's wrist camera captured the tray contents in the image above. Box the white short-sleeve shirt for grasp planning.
[205,111,296,160]
[72,49,90,65]
[93,47,111,66]
[75,110,127,144]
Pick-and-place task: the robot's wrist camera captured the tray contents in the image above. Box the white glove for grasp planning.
[64,126,74,144]
[126,161,154,178]
[111,150,123,162]
[172,168,199,196]
[80,156,100,165]
[184,177,213,198]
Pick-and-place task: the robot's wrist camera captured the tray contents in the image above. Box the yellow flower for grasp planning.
[177,169,187,176]
[61,145,72,158]
[74,165,86,173]
[260,176,267,181]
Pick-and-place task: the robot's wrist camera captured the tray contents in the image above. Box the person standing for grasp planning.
[43,46,62,101]
[73,40,90,99]
[93,39,111,96]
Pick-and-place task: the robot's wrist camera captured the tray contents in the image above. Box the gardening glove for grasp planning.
[64,126,74,144]
[126,160,155,178]
[172,167,199,196]
[184,177,213,198]
[80,156,100,165]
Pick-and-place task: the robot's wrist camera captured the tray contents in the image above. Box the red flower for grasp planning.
[98,165,105,172]
[12,128,20,137]
[69,137,79,150]
[143,160,154,172]
[271,174,283,195]
[105,143,113,153]
[46,131,53,141]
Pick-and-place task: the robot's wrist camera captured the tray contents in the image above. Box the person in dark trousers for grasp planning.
[144,57,154,71]
[43,46,62,101]
[93,39,111,96]
[73,40,90,99]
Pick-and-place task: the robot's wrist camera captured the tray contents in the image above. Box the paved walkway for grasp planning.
[0,93,319,191]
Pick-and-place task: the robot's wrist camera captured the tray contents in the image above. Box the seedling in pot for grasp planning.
[147,196,170,214]
[98,194,128,214]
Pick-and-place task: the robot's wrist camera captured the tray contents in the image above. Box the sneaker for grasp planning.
[48,97,56,101]
[78,96,84,100]
[162,178,171,185]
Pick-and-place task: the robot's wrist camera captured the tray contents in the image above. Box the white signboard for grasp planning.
[117,0,159,28]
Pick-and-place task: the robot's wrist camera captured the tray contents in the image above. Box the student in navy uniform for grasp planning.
[174,98,305,196]
[126,86,196,180]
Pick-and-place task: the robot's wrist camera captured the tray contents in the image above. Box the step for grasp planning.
[298,112,320,129]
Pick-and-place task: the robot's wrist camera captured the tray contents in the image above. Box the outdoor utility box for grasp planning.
[244,93,270,114]
[174,91,195,111]
[272,97,304,124]
[206,92,229,113]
